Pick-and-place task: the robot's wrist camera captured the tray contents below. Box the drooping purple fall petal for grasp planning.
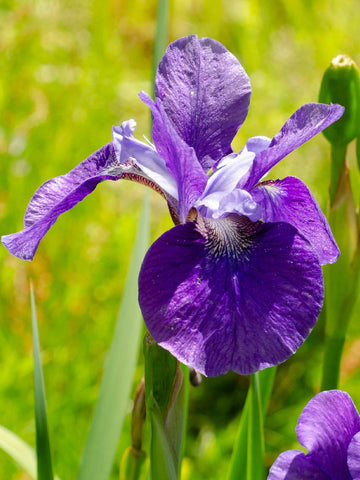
[348,432,360,480]
[2,143,117,260]
[269,391,360,480]
[296,390,360,479]
[251,176,339,265]
[139,213,324,376]
[267,450,330,480]
[154,35,251,170]
[242,103,345,190]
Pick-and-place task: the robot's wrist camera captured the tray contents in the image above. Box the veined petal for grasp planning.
[296,390,360,479]
[267,450,330,480]
[194,150,257,218]
[251,177,339,265]
[348,431,360,479]
[2,143,117,260]
[196,189,262,221]
[140,92,207,222]
[243,103,345,189]
[200,150,255,198]
[112,121,178,200]
[154,35,251,169]
[242,135,271,155]
[138,213,324,376]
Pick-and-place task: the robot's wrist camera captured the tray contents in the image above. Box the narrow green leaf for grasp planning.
[144,336,185,480]
[0,426,61,480]
[31,284,54,480]
[150,406,178,480]
[179,365,189,468]
[0,425,37,479]
[321,158,360,390]
[151,0,169,90]
[227,367,276,480]
[247,373,264,480]
[119,446,147,480]
[77,195,150,480]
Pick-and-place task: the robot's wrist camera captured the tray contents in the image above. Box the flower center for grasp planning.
[195,213,262,261]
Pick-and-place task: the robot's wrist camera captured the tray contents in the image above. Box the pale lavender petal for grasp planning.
[153,35,251,169]
[140,92,207,222]
[196,189,261,221]
[251,177,339,265]
[296,390,360,479]
[112,122,178,200]
[200,150,255,198]
[194,149,257,218]
[216,189,262,220]
[139,214,324,376]
[243,103,345,189]
[2,143,118,260]
[242,135,271,155]
[348,431,360,479]
[267,450,330,480]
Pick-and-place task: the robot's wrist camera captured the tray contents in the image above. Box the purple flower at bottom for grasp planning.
[2,36,344,376]
[268,390,360,480]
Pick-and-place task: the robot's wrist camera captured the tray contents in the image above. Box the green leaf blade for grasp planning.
[77,195,150,480]
[0,425,37,479]
[227,367,276,480]
[31,284,54,480]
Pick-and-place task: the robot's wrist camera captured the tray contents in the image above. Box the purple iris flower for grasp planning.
[268,390,360,480]
[2,36,344,376]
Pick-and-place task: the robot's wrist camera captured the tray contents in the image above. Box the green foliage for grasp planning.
[319,55,360,147]
[77,196,150,480]
[0,425,37,478]
[227,368,276,480]
[144,336,185,479]
[1,1,360,479]
[31,285,54,480]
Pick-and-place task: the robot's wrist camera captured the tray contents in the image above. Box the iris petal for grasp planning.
[348,431,360,479]
[140,92,207,222]
[243,103,345,189]
[138,213,324,376]
[2,143,117,260]
[296,390,360,479]
[200,150,255,197]
[112,121,178,200]
[251,176,339,265]
[154,35,251,169]
[267,450,330,479]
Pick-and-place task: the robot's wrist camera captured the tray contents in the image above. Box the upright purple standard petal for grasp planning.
[2,143,118,260]
[139,213,324,376]
[141,92,207,222]
[243,103,345,190]
[251,176,339,265]
[296,390,360,479]
[267,450,330,480]
[154,35,251,169]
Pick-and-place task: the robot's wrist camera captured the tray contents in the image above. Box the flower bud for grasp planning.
[319,55,360,146]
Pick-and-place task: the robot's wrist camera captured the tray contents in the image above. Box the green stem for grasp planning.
[227,367,276,480]
[179,365,189,472]
[329,143,347,205]
[152,0,169,93]
[320,335,345,390]
[247,373,265,480]
[119,447,146,480]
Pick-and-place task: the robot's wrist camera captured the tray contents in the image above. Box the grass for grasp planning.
[1,0,360,478]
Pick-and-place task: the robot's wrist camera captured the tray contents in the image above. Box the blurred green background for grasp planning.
[1,0,360,478]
